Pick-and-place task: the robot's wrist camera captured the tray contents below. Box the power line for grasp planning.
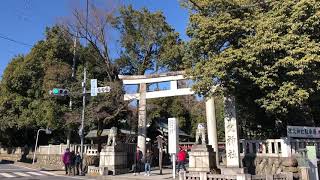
[0,34,32,47]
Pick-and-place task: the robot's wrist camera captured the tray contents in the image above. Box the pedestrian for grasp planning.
[144,149,152,176]
[132,146,143,176]
[75,151,81,175]
[62,148,71,175]
[177,147,187,173]
[70,150,76,176]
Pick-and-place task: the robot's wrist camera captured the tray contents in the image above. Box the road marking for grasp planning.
[0,169,23,171]
[11,164,38,171]
[13,172,31,177]
[0,173,16,177]
[26,171,45,176]
[40,171,59,176]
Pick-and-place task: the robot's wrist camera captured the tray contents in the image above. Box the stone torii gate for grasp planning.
[119,71,241,169]
[119,71,218,153]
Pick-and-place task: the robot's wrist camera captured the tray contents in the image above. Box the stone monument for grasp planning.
[99,127,127,175]
[106,127,117,146]
[195,123,207,145]
[220,95,246,175]
[188,123,216,172]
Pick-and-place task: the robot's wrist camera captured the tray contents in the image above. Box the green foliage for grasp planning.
[147,96,198,136]
[147,94,225,141]
[0,26,74,146]
[115,5,184,75]
[185,0,320,137]
[0,25,132,146]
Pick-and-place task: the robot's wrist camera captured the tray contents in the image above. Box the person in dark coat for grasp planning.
[62,148,71,175]
[70,150,76,176]
[132,146,143,175]
[144,149,153,176]
[75,151,81,175]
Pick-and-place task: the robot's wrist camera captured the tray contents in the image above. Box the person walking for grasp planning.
[177,147,187,173]
[70,150,76,176]
[132,146,143,176]
[144,149,152,176]
[62,148,71,175]
[75,151,81,175]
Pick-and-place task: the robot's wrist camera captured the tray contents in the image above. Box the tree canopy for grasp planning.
[115,5,184,75]
[184,0,320,137]
[0,4,208,146]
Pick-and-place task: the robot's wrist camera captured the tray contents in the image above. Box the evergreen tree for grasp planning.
[184,0,320,137]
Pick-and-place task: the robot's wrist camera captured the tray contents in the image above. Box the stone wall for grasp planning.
[0,151,102,171]
[242,156,300,177]
[36,154,64,169]
[0,151,64,170]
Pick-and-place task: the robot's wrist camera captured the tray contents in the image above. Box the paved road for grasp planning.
[0,163,94,180]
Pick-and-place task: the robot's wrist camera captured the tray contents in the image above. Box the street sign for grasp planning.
[168,118,178,154]
[97,86,111,93]
[91,79,97,96]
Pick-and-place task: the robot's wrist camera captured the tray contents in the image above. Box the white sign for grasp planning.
[168,118,178,154]
[287,126,320,138]
[90,79,97,96]
[97,86,111,93]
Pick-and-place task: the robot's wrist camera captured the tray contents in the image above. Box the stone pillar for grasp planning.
[99,146,127,175]
[138,83,147,156]
[188,145,215,172]
[205,97,218,164]
[280,137,291,157]
[224,95,240,168]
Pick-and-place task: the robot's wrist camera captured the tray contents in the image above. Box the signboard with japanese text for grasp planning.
[168,118,178,154]
[224,96,240,168]
[287,126,320,138]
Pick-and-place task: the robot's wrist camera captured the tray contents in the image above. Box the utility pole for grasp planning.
[67,36,77,148]
[80,67,86,160]
[72,36,77,79]
[71,35,77,111]
[80,0,88,175]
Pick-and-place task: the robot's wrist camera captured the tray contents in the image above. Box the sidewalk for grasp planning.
[95,169,175,180]
[14,162,177,180]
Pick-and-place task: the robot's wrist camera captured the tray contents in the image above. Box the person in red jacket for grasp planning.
[177,147,187,172]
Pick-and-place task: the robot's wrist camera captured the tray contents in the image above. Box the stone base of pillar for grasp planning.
[220,167,247,175]
[188,145,216,172]
[99,146,127,175]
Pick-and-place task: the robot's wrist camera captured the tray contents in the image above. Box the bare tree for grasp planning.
[60,0,121,81]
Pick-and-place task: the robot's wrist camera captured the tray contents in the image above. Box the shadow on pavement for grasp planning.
[0,160,14,164]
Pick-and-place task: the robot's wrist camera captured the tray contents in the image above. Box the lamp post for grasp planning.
[32,128,52,164]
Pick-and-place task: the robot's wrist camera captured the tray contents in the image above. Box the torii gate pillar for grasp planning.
[206,96,219,164]
[138,83,147,154]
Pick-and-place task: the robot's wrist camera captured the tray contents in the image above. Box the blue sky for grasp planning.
[0,0,189,77]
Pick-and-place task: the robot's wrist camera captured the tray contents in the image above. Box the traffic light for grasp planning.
[49,88,69,96]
